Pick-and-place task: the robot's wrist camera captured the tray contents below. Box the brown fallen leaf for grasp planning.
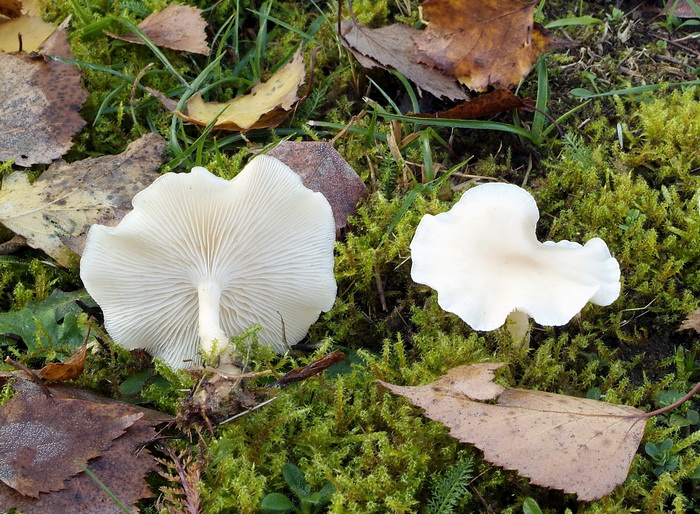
[108,4,209,55]
[679,308,700,333]
[414,0,563,90]
[339,20,467,101]
[411,89,531,119]
[0,378,164,513]
[37,336,88,382]
[0,418,159,514]
[266,142,369,232]
[173,47,305,131]
[0,132,167,266]
[665,0,700,18]
[379,363,649,501]
[0,0,22,19]
[269,349,347,388]
[0,17,86,166]
[0,392,141,497]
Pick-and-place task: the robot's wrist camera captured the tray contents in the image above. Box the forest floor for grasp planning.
[1,0,700,512]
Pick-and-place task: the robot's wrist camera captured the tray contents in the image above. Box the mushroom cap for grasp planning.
[80,155,337,368]
[410,183,621,331]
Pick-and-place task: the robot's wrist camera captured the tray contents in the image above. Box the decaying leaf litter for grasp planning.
[1,0,700,511]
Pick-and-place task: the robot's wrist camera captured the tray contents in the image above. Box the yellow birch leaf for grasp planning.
[177,47,305,131]
[0,15,54,52]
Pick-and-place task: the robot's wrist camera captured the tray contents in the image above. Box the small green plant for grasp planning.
[426,457,474,514]
[645,439,679,476]
[656,390,700,428]
[522,497,573,514]
[260,462,336,514]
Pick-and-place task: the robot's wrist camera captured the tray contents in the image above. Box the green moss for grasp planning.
[0,379,15,406]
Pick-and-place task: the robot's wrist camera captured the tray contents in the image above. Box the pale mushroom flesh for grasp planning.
[80,156,337,368]
[410,183,621,331]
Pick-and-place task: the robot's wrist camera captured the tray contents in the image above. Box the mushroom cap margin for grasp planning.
[80,155,337,368]
[409,182,621,331]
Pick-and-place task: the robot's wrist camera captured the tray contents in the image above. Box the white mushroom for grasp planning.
[80,155,337,368]
[410,183,620,334]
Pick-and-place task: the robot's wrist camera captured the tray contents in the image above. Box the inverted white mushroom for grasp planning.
[410,183,620,332]
[80,155,337,368]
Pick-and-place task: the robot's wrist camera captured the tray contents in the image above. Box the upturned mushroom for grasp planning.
[80,155,337,369]
[410,183,620,339]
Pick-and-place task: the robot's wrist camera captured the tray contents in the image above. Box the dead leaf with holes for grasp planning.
[171,47,305,131]
[339,20,467,101]
[0,132,166,266]
[379,363,650,501]
[108,4,209,55]
[0,17,87,165]
[266,142,368,233]
[679,308,700,333]
[0,392,141,497]
[0,378,164,513]
[414,0,564,90]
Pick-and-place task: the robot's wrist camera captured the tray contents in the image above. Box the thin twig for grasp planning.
[4,357,52,398]
[218,396,278,425]
[641,381,700,419]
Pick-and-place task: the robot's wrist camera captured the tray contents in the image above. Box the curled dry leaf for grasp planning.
[0,392,141,497]
[108,4,209,55]
[0,132,167,266]
[0,0,21,19]
[37,337,88,382]
[339,20,467,101]
[266,141,368,232]
[173,47,305,131]
[414,0,563,90]
[379,363,649,501]
[269,349,347,388]
[0,18,86,166]
[411,89,531,119]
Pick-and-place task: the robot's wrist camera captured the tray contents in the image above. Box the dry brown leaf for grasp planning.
[665,0,699,18]
[174,47,305,130]
[379,363,649,501]
[0,379,164,512]
[0,419,158,514]
[37,337,88,382]
[0,18,86,166]
[339,20,467,101]
[0,0,22,19]
[0,133,166,266]
[679,308,700,333]
[266,142,369,232]
[0,392,141,497]
[414,0,561,90]
[411,89,531,119]
[108,4,209,55]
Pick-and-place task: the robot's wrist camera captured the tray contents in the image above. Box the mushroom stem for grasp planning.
[505,309,531,348]
[197,278,229,354]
